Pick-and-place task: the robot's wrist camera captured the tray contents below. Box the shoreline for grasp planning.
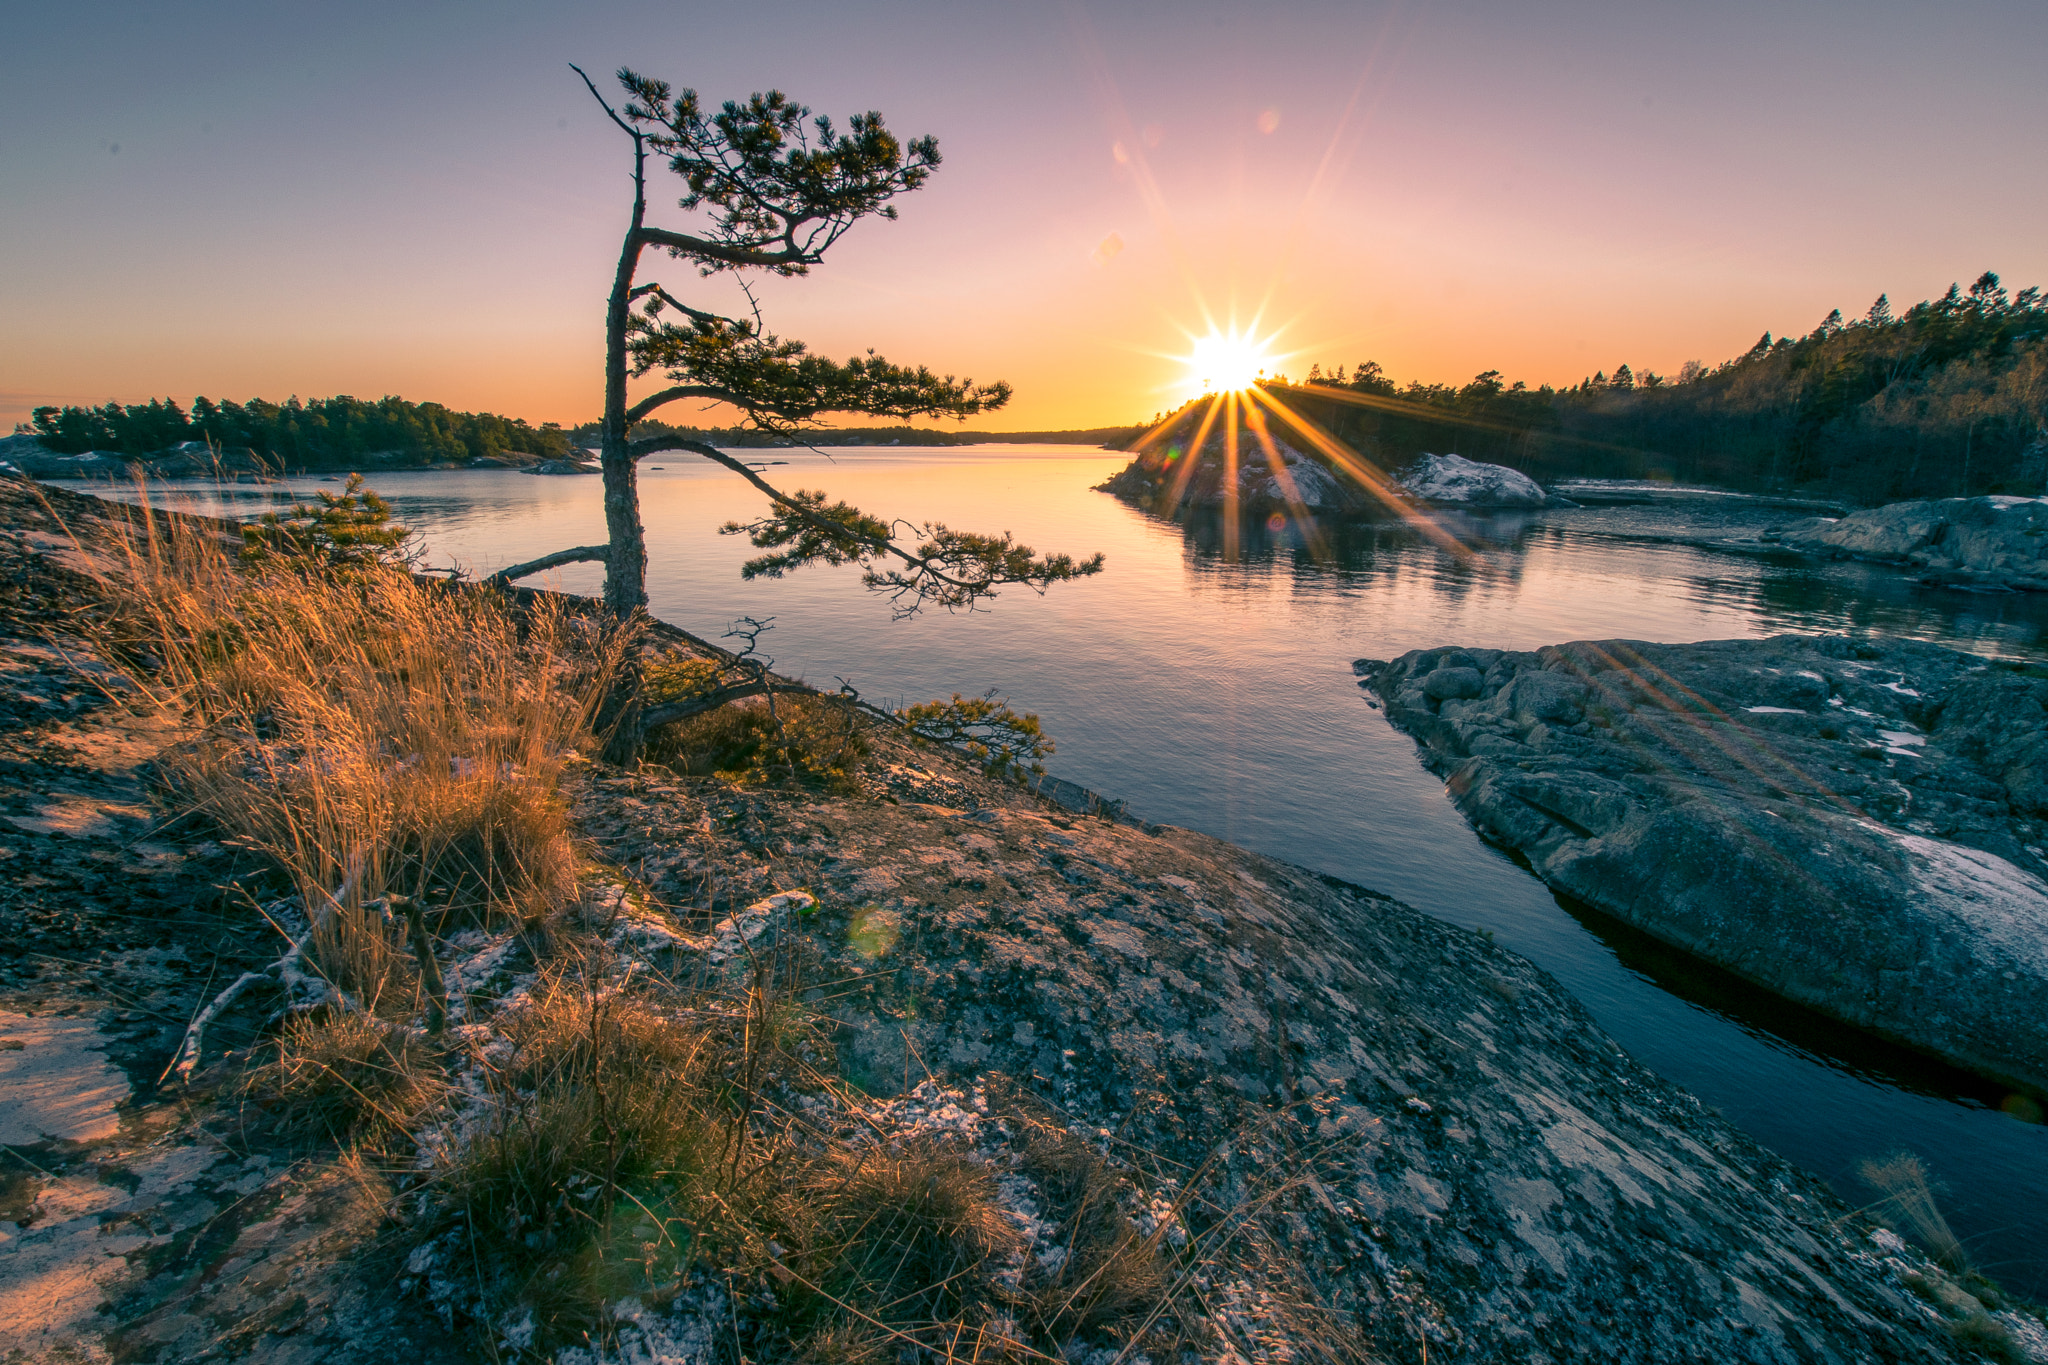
[0,479,2038,1360]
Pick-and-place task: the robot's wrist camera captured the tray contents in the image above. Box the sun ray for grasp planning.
[1242,401,1329,560]
[1167,395,1227,513]
[1222,391,1241,562]
[1245,385,1475,563]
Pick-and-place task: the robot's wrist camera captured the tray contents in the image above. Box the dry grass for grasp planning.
[1861,1153,1967,1269]
[89,495,625,928]
[433,972,722,1330]
[57,487,1361,1363]
[242,1010,445,1145]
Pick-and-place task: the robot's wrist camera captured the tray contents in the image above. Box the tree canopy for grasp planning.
[26,394,570,466]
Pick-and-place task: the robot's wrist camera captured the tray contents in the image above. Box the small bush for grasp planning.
[242,1010,441,1144]
[239,472,414,568]
[646,693,869,789]
[898,691,1052,776]
[767,1141,1025,1336]
[1948,1309,2022,1363]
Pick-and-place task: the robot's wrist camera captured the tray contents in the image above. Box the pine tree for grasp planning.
[1866,294,1892,326]
[495,64,1104,759]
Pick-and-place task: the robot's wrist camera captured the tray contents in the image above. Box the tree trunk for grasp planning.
[600,139,651,621]
[597,127,652,764]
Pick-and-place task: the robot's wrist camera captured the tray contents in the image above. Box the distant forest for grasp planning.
[568,419,1141,449]
[16,395,1134,466]
[1226,271,2047,504]
[25,394,573,465]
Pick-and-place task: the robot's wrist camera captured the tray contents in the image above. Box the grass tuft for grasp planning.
[241,1010,443,1145]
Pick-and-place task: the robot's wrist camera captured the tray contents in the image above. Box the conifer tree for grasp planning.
[496,66,1101,627]
[494,65,1103,759]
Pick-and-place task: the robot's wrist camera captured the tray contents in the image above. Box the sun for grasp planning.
[1184,329,1273,393]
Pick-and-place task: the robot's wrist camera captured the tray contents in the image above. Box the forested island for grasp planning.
[21,393,578,467]
[7,394,1141,475]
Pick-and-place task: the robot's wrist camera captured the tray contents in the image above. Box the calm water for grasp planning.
[73,448,2048,1292]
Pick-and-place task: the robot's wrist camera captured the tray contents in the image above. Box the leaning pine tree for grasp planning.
[498,66,1102,759]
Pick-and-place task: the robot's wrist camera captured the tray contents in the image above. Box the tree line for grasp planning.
[1262,271,2048,503]
[567,418,1141,449]
[25,394,573,466]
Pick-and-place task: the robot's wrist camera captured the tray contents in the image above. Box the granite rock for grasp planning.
[1366,633,2048,1095]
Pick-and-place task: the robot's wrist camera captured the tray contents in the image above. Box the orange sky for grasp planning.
[5,1,2044,434]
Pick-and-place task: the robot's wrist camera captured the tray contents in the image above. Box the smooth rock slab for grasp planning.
[0,1012,130,1145]
[1364,633,2048,1095]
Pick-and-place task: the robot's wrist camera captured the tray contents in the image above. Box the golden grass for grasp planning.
[90,495,626,927]
[241,1010,445,1145]
[1860,1153,1967,1269]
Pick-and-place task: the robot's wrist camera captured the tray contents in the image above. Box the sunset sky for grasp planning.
[5,0,2044,434]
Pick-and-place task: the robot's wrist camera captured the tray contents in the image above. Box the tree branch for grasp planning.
[570,63,640,139]
[635,225,816,271]
[488,544,611,584]
[634,433,892,548]
[627,387,746,423]
[641,679,819,730]
[630,435,1101,615]
[628,283,733,328]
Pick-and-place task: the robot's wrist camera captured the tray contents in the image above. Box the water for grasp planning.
[72,449,2048,1293]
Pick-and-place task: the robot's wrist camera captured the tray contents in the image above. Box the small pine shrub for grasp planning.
[646,693,869,789]
[240,472,414,568]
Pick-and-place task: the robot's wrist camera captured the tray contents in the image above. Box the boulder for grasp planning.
[1399,452,1573,508]
[1097,436,1376,516]
[1768,495,2048,589]
[1366,634,2048,1095]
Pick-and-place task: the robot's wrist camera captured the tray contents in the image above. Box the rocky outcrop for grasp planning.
[1400,452,1574,508]
[1097,435,1375,516]
[1364,634,2048,1095]
[561,755,2015,1362]
[1767,495,2048,589]
[0,484,2033,1362]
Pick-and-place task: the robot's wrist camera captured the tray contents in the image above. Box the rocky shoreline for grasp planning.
[1767,495,2048,592]
[1362,634,2048,1100]
[0,481,2040,1362]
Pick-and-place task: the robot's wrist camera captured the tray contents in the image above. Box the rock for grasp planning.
[1369,634,2048,1095]
[570,736,1994,1363]
[0,434,134,480]
[523,458,600,476]
[1768,495,2048,589]
[1097,435,1377,516]
[1422,665,1484,700]
[1399,452,1574,507]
